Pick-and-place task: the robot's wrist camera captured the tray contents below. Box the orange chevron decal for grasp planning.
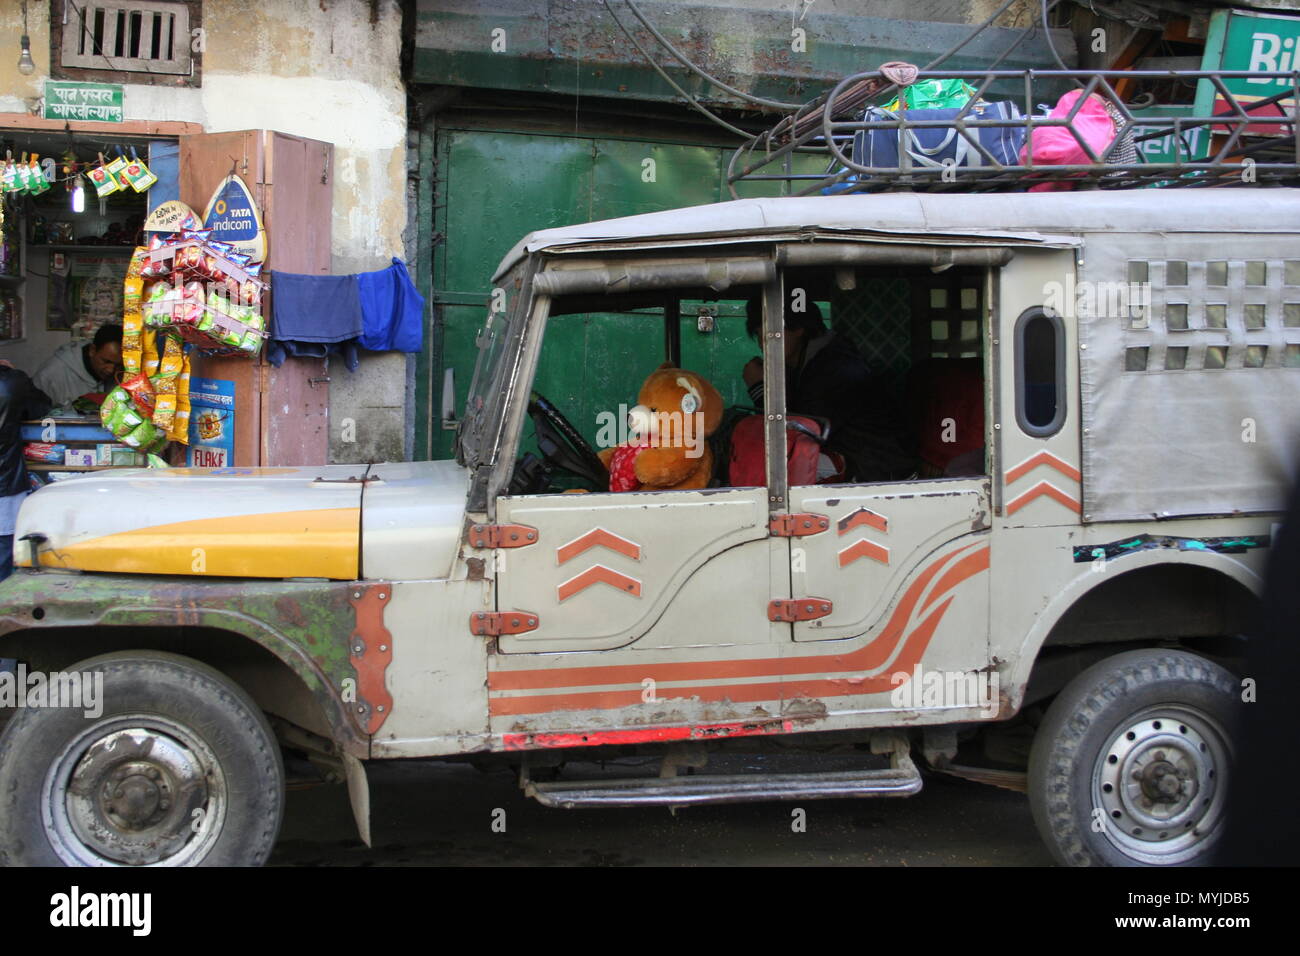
[838,538,890,567]
[838,508,888,535]
[1005,450,1080,485]
[557,565,643,602]
[556,527,642,565]
[1005,480,1081,516]
[488,543,990,713]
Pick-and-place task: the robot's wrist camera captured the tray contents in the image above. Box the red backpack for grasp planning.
[728,414,823,487]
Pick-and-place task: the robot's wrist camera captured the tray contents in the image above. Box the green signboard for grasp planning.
[1197,8,1300,127]
[1130,106,1211,164]
[43,81,124,123]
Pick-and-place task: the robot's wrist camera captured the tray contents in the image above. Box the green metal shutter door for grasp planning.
[425,126,824,464]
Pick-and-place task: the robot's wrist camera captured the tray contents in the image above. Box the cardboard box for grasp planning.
[95,443,116,465]
[110,447,143,467]
[63,449,97,467]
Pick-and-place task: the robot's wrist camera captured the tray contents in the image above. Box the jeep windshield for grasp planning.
[458,259,531,471]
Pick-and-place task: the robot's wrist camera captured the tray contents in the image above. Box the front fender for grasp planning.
[0,570,372,756]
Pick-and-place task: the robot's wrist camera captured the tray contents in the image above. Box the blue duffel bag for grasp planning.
[823,100,1026,193]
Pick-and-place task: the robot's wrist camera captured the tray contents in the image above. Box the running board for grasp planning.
[525,765,922,809]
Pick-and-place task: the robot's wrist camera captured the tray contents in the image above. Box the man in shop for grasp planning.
[32,323,124,409]
[741,292,915,484]
[0,359,52,581]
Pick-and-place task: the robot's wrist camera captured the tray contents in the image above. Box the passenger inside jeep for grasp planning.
[512,262,987,494]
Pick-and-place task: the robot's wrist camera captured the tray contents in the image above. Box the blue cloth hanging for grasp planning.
[358,258,425,353]
[268,260,424,372]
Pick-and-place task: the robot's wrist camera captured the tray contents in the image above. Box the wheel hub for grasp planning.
[62,728,212,866]
[1094,707,1229,863]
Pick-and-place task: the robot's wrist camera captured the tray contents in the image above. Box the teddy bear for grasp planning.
[598,363,723,491]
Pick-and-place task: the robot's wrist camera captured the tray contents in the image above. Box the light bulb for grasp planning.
[17,36,35,76]
[71,177,85,214]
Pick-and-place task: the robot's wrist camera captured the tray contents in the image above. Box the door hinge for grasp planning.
[769,513,830,537]
[768,598,833,622]
[468,524,539,549]
[470,610,539,636]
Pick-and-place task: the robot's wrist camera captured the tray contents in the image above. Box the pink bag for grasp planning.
[1020,90,1117,192]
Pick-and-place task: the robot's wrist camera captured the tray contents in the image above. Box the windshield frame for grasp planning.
[459,258,535,480]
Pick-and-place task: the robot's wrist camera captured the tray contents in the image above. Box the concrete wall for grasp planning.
[1,0,410,463]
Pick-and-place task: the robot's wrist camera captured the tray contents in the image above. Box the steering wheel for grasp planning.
[527,390,609,489]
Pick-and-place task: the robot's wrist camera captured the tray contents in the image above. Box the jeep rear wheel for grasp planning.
[1028,648,1236,866]
[0,651,283,867]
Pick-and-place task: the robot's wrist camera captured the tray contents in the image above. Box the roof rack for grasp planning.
[725,69,1300,197]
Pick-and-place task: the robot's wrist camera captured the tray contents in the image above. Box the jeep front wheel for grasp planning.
[0,650,284,866]
[1028,648,1236,866]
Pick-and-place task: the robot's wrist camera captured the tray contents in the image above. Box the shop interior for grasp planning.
[0,130,192,479]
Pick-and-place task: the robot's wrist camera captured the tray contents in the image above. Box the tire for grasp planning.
[0,650,284,866]
[1028,648,1237,867]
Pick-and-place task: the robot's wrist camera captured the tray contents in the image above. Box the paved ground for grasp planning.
[270,759,1054,866]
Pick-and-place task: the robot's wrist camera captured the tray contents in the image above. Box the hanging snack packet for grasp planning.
[88,163,120,198]
[123,276,143,312]
[121,419,159,450]
[150,336,184,429]
[143,281,172,328]
[99,386,132,424]
[121,156,158,192]
[104,155,130,189]
[141,332,161,378]
[105,404,143,440]
[239,311,266,354]
[127,246,149,279]
[121,372,156,417]
[168,353,191,444]
[28,158,50,195]
[139,234,170,278]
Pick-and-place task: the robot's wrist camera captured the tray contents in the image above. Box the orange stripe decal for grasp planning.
[557,565,643,602]
[838,539,890,567]
[1004,450,1081,485]
[1005,480,1081,516]
[837,508,888,535]
[556,527,642,565]
[489,543,989,708]
[488,595,961,717]
[921,544,990,614]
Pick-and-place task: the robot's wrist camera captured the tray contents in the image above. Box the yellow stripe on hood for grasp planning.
[31,507,360,579]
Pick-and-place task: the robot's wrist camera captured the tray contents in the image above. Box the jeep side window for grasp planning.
[1014,307,1066,437]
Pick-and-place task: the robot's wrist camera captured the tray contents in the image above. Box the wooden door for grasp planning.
[179,130,333,466]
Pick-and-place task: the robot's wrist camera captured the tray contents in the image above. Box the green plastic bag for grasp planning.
[884,78,977,112]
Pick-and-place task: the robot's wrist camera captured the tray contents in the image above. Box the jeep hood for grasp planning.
[14,460,469,581]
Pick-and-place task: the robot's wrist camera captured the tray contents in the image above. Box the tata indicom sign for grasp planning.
[201,174,266,263]
[1198,8,1300,134]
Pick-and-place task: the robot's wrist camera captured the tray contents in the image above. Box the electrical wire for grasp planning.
[621,0,802,110]
[601,0,754,139]
[1041,0,1084,87]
